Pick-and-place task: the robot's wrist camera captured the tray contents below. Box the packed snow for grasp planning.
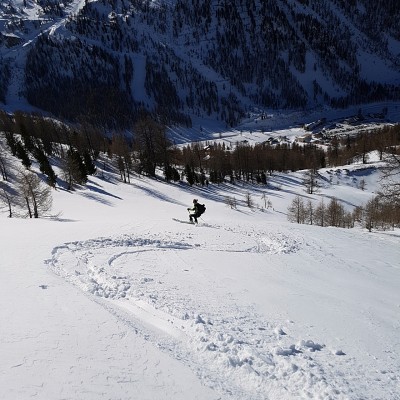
[1,144,399,400]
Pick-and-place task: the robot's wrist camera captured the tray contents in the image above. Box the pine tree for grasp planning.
[63,149,88,189]
[134,116,168,177]
[184,164,195,185]
[33,146,57,187]
[15,142,31,169]
[83,150,96,176]
[5,132,18,156]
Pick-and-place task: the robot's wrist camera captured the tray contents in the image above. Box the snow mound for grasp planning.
[257,232,302,254]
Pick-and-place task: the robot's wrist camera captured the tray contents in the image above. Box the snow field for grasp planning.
[1,143,400,399]
[46,215,400,399]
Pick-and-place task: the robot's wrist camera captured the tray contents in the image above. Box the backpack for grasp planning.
[197,203,206,215]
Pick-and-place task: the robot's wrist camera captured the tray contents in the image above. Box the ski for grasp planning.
[172,218,197,225]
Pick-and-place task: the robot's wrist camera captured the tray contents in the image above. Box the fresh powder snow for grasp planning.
[1,143,399,400]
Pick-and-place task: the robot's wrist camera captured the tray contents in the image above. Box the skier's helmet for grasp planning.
[193,199,198,204]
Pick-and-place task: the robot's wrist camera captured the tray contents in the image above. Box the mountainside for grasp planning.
[1,0,400,129]
[1,129,400,398]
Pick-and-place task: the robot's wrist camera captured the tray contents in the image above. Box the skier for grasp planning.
[187,199,206,224]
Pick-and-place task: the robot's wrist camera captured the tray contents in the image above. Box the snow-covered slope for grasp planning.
[1,150,399,399]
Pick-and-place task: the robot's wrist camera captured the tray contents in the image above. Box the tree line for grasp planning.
[287,192,400,232]
[0,111,180,217]
[1,111,399,229]
[286,124,400,230]
[1,111,399,187]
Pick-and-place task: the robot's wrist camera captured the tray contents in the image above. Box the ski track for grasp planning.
[44,223,394,400]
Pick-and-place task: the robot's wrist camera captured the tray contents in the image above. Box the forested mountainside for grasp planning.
[1,0,400,129]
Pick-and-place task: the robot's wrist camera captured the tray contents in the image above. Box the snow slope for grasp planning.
[1,154,400,399]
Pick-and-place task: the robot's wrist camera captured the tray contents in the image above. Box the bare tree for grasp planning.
[245,192,254,208]
[358,178,366,191]
[305,199,314,225]
[343,211,354,229]
[379,153,400,207]
[326,197,345,227]
[0,145,9,181]
[111,134,132,183]
[364,196,379,232]
[261,192,272,209]
[225,196,237,209]
[0,182,16,218]
[303,169,319,194]
[352,206,363,226]
[17,170,52,218]
[287,195,306,224]
[314,198,326,227]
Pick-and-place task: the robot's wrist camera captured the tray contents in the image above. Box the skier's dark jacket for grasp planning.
[188,200,206,216]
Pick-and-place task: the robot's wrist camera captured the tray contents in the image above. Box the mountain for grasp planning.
[1,0,400,129]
